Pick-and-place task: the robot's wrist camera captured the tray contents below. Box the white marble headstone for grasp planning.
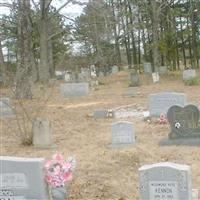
[152,72,160,83]
[0,156,49,199]
[139,162,192,200]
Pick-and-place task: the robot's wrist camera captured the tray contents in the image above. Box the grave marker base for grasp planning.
[33,143,57,149]
[159,137,200,146]
[108,143,135,149]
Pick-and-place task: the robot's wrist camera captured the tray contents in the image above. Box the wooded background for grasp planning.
[0,0,199,98]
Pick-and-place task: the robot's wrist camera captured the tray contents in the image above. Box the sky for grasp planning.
[0,0,88,18]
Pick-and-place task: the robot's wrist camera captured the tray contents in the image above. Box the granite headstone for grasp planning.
[0,156,48,199]
[0,98,13,117]
[109,121,135,148]
[149,92,186,117]
[60,83,89,97]
[139,162,192,200]
[143,63,152,74]
[183,69,197,81]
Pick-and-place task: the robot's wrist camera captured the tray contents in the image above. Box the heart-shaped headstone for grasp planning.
[167,104,200,139]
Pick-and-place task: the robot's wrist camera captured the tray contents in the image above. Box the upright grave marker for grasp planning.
[60,83,89,97]
[0,156,49,199]
[152,72,160,83]
[143,63,152,74]
[159,66,168,75]
[130,71,140,86]
[33,118,56,149]
[111,65,119,74]
[160,104,200,145]
[183,69,197,81]
[149,92,186,117]
[109,121,135,148]
[139,162,192,200]
[0,98,13,117]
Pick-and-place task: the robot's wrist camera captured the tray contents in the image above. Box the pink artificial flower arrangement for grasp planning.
[44,153,75,188]
[158,113,168,124]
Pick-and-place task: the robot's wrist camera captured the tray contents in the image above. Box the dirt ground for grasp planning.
[1,70,200,200]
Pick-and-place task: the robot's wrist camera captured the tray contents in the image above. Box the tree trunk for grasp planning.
[15,0,32,99]
[151,0,160,72]
[38,0,51,82]
[0,38,7,85]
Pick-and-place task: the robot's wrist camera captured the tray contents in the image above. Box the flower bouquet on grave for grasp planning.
[44,153,76,200]
[157,113,168,124]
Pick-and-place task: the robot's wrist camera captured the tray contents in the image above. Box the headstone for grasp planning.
[109,121,135,148]
[152,72,160,83]
[64,73,71,82]
[93,109,108,119]
[0,156,49,199]
[160,104,200,146]
[183,69,197,81]
[90,80,99,87]
[139,162,192,200]
[0,98,13,117]
[111,65,119,74]
[55,71,65,80]
[60,83,89,97]
[130,72,140,86]
[143,63,152,74]
[149,92,186,117]
[33,118,55,148]
[159,66,168,75]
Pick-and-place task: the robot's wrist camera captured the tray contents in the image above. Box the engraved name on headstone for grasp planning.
[139,162,192,200]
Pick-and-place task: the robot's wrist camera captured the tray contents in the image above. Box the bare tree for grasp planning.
[15,0,32,99]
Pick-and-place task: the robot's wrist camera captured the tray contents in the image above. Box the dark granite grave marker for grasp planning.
[160,105,200,146]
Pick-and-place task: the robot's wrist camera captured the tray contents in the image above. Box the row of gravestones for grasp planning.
[0,156,198,200]
[94,91,200,146]
[144,63,198,80]
[55,65,119,81]
[1,91,200,146]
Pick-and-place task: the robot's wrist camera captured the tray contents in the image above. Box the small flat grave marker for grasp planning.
[0,156,49,199]
[149,92,186,117]
[93,109,108,119]
[60,83,89,97]
[139,162,192,200]
[109,121,135,148]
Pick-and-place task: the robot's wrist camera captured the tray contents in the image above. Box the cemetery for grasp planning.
[1,0,200,199]
[1,69,200,199]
